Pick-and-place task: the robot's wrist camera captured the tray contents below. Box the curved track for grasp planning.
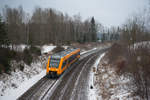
[18,48,107,100]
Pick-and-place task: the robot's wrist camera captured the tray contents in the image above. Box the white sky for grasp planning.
[0,0,149,27]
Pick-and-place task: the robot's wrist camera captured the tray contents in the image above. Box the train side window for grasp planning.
[68,52,79,64]
[68,56,72,63]
[77,52,80,55]
[62,60,67,68]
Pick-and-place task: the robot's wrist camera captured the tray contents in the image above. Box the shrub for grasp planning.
[19,64,24,71]
[126,46,150,99]
[30,46,41,56]
[0,64,5,74]
[23,47,33,65]
[107,43,128,64]
[0,48,12,73]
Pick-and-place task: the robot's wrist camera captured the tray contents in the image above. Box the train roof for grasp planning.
[51,48,80,59]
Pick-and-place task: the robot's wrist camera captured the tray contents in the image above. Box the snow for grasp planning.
[63,46,68,49]
[6,44,69,54]
[41,45,56,54]
[0,70,46,100]
[9,44,28,52]
[7,44,57,53]
[41,45,68,54]
[131,41,150,49]
[81,48,97,55]
[93,53,105,71]
[88,71,97,100]
[88,53,105,100]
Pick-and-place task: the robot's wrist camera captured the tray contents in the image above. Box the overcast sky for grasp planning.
[0,0,149,27]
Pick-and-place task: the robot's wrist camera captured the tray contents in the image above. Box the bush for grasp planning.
[52,46,65,53]
[19,64,24,71]
[107,43,128,64]
[126,46,150,99]
[0,47,13,73]
[0,64,5,74]
[0,45,41,73]
[13,46,40,65]
[23,47,33,65]
[30,46,41,56]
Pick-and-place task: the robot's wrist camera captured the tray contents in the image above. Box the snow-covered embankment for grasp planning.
[88,53,105,100]
[0,45,57,100]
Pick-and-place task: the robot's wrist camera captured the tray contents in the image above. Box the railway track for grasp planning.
[18,48,107,100]
[17,76,57,100]
[48,50,102,100]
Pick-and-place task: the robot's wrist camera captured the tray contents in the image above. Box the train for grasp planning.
[46,48,80,78]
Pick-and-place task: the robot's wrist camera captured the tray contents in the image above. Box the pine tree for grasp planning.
[0,15,9,47]
[0,15,11,73]
[90,17,97,42]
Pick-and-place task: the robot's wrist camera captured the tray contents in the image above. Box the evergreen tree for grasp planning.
[101,33,107,42]
[90,17,97,42]
[0,15,11,73]
[0,15,9,47]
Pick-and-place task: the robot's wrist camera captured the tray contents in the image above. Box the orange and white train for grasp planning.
[46,48,80,77]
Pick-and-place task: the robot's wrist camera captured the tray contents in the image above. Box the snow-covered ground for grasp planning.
[81,48,97,55]
[7,44,68,54]
[0,54,48,100]
[129,41,150,50]
[41,45,68,54]
[8,44,28,52]
[81,44,109,55]
[133,41,150,48]
[0,70,46,100]
[88,52,141,100]
[41,45,56,54]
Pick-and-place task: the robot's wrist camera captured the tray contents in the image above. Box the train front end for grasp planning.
[46,56,61,77]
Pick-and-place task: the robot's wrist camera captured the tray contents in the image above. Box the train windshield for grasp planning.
[50,58,60,68]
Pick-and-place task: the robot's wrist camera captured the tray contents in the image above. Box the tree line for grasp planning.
[100,26,120,42]
[1,6,98,46]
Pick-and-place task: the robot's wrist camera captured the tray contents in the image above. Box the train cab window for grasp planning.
[50,58,60,68]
